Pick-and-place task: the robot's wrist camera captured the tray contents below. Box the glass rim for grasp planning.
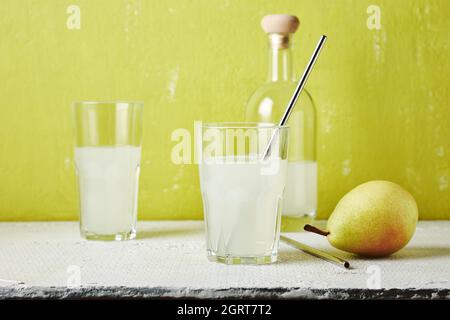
[73,101,144,107]
[200,122,289,129]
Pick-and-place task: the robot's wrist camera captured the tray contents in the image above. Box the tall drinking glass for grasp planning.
[198,123,289,264]
[73,101,143,241]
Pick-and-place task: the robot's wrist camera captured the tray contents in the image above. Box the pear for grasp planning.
[305,180,418,257]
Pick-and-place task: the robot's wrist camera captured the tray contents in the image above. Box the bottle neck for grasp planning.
[267,33,294,82]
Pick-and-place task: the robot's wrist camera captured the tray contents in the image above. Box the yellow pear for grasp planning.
[305,180,418,257]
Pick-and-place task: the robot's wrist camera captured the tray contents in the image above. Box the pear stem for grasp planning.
[304,224,330,237]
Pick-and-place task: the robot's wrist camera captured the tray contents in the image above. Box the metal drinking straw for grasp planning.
[262,35,327,160]
[259,34,350,269]
[280,235,350,269]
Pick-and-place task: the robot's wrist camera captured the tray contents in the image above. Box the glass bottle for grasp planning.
[245,14,317,231]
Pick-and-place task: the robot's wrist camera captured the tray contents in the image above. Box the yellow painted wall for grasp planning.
[0,0,449,221]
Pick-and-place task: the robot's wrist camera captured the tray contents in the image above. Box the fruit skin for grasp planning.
[327,180,418,257]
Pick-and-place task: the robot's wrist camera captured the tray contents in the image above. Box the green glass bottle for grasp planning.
[245,14,317,231]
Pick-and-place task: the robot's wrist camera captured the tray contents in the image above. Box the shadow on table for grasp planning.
[277,246,450,266]
[342,247,450,261]
[390,247,450,260]
[277,250,321,264]
[136,225,203,240]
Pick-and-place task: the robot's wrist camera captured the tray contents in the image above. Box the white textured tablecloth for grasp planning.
[0,221,449,299]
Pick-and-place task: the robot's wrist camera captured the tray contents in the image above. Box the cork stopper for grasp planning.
[261,14,300,34]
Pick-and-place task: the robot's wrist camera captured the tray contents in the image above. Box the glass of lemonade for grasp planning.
[198,123,289,264]
[73,101,143,241]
